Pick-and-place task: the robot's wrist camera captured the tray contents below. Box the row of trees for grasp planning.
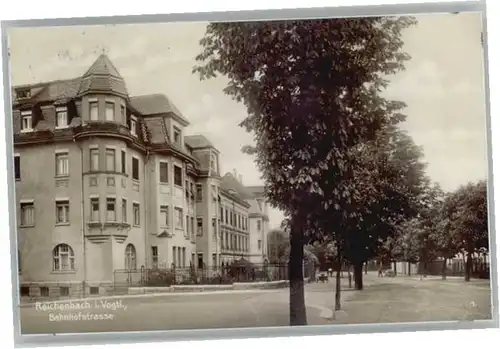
[382,180,488,281]
[193,17,489,326]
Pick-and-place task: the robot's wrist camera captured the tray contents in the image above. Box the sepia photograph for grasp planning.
[6,11,492,335]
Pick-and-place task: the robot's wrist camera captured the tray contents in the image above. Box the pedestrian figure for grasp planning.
[328,268,332,277]
[378,268,383,277]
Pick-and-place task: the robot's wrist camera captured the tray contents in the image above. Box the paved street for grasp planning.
[19,274,492,334]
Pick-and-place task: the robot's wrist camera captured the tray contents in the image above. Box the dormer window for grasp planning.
[16,89,31,99]
[55,107,68,128]
[173,126,181,145]
[130,115,137,136]
[20,110,33,132]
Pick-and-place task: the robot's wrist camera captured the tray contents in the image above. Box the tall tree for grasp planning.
[339,127,428,288]
[194,17,416,325]
[444,180,488,281]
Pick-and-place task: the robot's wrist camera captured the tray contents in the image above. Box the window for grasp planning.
[132,157,139,181]
[174,207,183,229]
[14,155,20,180]
[160,205,169,227]
[17,89,31,99]
[174,165,182,187]
[105,101,115,121]
[105,148,116,171]
[172,246,177,267]
[60,287,69,296]
[173,126,181,144]
[20,286,30,297]
[191,217,195,239]
[55,152,69,176]
[197,218,203,236]
[106,198,116,221]
[55,200,69,224]
[89,101,98,121]
[130,116,137,136]
[212,254,217,269]
[225,209,228,224]
[90,148,99,171]
[55,107,68,128]
[122,199,127,222]
[20,202,35,226]
[258,240,262,250]
[40,287,49,297]
[210,154,217,173]
[159,162,168,183]
[125,244,136,270]
[212,217,216,229]
[120,104,126,121]
[90,198,99,222]
[20,110,32,132]
[186,216,190,234]
[89,287,99,295]
[133,203,140,226]
[121,150,126,174]
[52,244,75,271]
[257,220,262,231]
[182,247,186,268]
[151,246,158,268]
[220,206,224,222]
[18,250,21,273]
[197,253,203,269]
[196,184,203,202]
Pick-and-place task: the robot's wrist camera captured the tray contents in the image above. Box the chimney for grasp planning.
[239,175,243,184]
[233,168,237,178]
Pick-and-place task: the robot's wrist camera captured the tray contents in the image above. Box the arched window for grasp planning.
[125,244,137,270]
[52,244,75,271]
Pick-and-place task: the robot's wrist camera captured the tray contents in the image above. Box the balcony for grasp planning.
[73,122,133,141]
[85,221,131,243]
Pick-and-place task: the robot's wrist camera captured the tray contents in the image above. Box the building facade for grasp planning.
[12,54,270,298]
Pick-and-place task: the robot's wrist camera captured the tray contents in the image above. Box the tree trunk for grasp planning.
[393,261,397,276]
[348,264,352,288]
[364,262,368,275]
[335,252,341,311]
[353,261,364,290]
[441,258,447,280]
[408,261,411,276]
[465,248,473,282]
[289,221,307,326]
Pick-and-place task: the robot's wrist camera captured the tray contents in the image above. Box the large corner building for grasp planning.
[12,54,270,297]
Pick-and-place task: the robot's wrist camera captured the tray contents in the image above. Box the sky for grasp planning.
[7,12,487,230]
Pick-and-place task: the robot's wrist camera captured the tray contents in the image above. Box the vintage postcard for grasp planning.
[6,11,492,335]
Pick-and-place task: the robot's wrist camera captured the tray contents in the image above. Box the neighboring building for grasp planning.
[245,186,270,264]
[12,54,269,297]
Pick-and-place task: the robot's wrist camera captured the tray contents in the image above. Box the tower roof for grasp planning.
[78,54,128,97]
[83,54,122,78]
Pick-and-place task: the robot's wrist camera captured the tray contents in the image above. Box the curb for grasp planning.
[128,280,289,295]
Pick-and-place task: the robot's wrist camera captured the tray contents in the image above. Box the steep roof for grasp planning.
[78,54,128,96]
[245,186,265,196]
[83,54,122,77]
[129,94,188,125]
[185,134,214,149]
[220,172,254,200]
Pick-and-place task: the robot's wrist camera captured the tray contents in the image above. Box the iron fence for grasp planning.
[114,263,290,287]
